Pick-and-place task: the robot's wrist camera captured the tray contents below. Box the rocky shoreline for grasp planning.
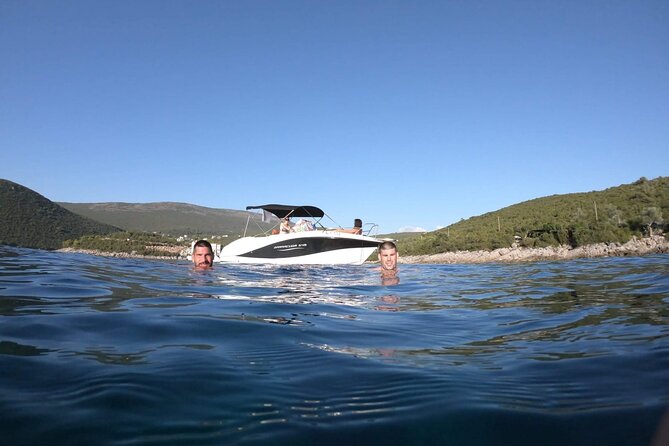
[56,247,185,260]
[399,235,669,264]
[55,236,669,265]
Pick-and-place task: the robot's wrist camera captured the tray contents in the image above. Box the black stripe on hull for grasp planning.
[239,237,379,259]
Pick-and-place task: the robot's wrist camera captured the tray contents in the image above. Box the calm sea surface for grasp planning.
[1,246,668,446]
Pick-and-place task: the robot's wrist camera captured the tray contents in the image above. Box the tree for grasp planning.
[603,204,624,227]
[641,207,663,236]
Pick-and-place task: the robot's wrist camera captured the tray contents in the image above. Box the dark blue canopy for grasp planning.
[246,204,325,219]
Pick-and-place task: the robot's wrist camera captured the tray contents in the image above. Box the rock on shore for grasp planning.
[400,235,669,264]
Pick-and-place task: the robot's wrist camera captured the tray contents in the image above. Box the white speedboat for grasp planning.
[217,204,383,265]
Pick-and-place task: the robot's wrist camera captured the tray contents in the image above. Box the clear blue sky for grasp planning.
[2,1,667,233]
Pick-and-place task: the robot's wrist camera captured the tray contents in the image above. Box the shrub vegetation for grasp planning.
[63,232,185,257]
[395,177,668,256]
[0,179,120,250]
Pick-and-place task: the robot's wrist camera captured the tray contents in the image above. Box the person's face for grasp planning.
[378,247,398,271]
[192,246,214,269]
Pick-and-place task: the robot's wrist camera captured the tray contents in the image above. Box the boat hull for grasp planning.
[217,231,381,265]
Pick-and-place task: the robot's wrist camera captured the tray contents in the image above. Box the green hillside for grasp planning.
[5,177,666,256]
[396,176,668,255]
[58,202,276,236]
[0,179,121,250]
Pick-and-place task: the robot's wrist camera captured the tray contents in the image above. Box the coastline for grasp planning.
[399,235,669,264]
[54,235,669,265]
[56,247,185,261]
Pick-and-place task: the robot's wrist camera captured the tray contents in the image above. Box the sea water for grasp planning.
[0,246,668,446]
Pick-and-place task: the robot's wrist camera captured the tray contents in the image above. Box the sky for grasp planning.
[1,1,668,234]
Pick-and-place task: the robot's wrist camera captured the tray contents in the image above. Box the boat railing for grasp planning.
[364,223,379,237]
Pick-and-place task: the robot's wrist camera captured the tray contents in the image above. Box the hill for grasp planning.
[0,179,121,250]
[394,176,668,256]
[58,202,277,236]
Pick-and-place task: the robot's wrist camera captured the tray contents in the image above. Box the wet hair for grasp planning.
[354,218,362,228]
[378,240,397,252]
[194,240,213,253]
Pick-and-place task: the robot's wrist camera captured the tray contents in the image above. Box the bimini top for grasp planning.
[246,204,325,219]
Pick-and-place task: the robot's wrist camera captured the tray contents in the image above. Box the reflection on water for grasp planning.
[0,246,668,445]
[0,340,50,356]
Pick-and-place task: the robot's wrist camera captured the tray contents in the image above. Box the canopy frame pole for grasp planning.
[243,214,250,237]
[322,212,340,230]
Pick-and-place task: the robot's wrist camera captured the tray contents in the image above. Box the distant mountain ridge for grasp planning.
[58,201,277,236]
[0,179,120,250]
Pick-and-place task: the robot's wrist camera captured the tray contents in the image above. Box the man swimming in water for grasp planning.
[192,240,214,270]
[378,240,399,285]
